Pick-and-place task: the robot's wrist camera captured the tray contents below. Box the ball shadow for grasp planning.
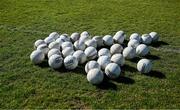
[114,76,135,84]
[73,66,86,75]
[121,64,137,73]
[151,41,169,47]
[96,76,117,90]
[143,70,166,79]
[144,54,160,60]
[122,39,128,48]
[37,60,49,68]
[97,46,110,50]
[129,57,141,63]
[56,65,86,75]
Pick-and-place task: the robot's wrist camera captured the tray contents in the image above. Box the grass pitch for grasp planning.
[0,0,180,109]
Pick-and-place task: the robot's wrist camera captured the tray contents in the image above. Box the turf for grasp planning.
[0,0,180,109]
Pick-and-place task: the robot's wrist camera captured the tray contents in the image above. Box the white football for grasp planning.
[79,31,90,45]
[37,44,49,55]
[111,54,125,66]
[64,55,78,70]
[74,40,86,51]
[149,32,159,42]
[48,48,61,59]
[136,44,149,56]
[123,46,136,59]
[30,50,45,64]
[115,30,126,36]
[62,47,74,58]
[84,47,97,60]
[34,39,46,49]
[44,36,55,44]
[98,48,111,57]
[61,33,69,37]
[137,59,152,73]
[80,31,90,37]
[48,41,61,50]
[49,32,60,40]
[128,39,140,48]
[70,32,80,43]
[110,44,123,55]
[56,38,66,46]
[105,63,121,79]
[48,54,63,69]
[129,33,141,42]
[85,39,97,48]
[141,34,152,45]
[85,61,101,74]
[87,68,104,85]
[103,35,113,46]
[59,34,70,42]
[61,41,73,50]
[92,36,104,47]
[97,55,111,70]
[113,31,126,44]
[73,50,87,64]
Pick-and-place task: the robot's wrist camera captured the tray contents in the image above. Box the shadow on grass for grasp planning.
[144,54,160,60]
[56,65,86,75]
[73,66,86,75]
[129,54,160,63]
[151,41,169,47]
[96,77,117,90]
[114,76,135,84]
[121,64,137,73]
[37,60,49,68]
[130,57,141,63]
[120,64,137,76]
[143,70,166,79]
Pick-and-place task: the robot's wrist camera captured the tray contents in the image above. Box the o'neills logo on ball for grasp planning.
[66,59,74,66]
[55,57,61,63]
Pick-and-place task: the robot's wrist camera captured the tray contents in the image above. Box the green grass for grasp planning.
[0,0,180,108]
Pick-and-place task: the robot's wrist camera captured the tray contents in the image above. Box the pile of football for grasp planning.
[30,31,159,85]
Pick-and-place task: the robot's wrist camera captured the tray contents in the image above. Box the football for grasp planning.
[141,34,152,45]
[48,48,61,59]
[98,48,111,57]
[87,68,104,85]
[128,39,140,48]
[84,46,97,60]
[136,44,150,56]
[137,59,152,73]
[113,31,126,44]
[149,32,159,42]
[70,32,80,43]
[37,44,49,55]
[62,47,74,58]
[129,33,141,42]
[111,54,125,66]
[97,55,111,70]
[30,50,45,64]
[73,50,87,64]
[64,55,78,70]
[34,39,46,49]
[103,35,113,46]
[74,40,86,51]
[85,39,97,48]
[123,46,136,59]
[110,44,123,55]
[85,60,101,74]
[105,63,121,79]
[48,41,61,50]
[92,36,104,48]
[48,54,63,69]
